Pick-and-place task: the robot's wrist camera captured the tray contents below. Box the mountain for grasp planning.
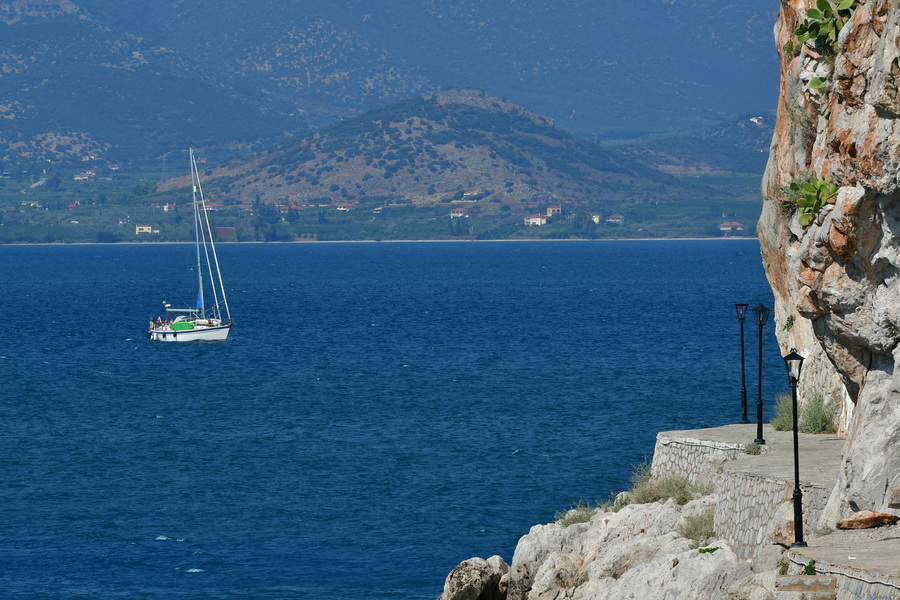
[154,90,764,239]
[0,0,780,164]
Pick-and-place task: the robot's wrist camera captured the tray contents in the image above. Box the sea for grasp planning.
[1,240,786,599]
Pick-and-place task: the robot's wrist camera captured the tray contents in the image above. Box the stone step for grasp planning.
[774,575,836,599]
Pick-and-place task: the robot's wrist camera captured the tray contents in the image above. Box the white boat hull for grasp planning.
[148,323,232,342]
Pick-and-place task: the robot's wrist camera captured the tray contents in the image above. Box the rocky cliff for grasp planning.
[759,0,900,522]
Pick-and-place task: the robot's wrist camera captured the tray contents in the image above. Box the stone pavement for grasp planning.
[662,423,900,595]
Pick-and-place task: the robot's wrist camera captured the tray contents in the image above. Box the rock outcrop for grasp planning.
[437,555,509,600]
[440,496,778,600]
[759,0,900,522]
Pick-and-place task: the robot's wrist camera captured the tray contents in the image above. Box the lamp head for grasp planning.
[734,303,748,323]
[783,348,805,382]
[752,303,770,328]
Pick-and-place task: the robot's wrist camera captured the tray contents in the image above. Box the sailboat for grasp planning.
[148,147,233,342]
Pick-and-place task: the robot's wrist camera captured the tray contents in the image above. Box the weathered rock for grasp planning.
[437,555,509,600]
[774,574,836,598]
[836,510,899,530]
[504,496,775,600]
[767,501,797,547]
[760,0,900,519]
[888,483,900,509]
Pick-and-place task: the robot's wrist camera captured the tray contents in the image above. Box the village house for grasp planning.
[336,203,355,211]
[524,214,547,226]
[546,206,561,217]
[135,225,153,234]
[450,207,468,218]
[719,221,744,234]
[205,202,224,211]
[163,203,177,212]
[606,213,624,225]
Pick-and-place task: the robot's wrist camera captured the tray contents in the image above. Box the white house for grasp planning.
[719,221,744,233]
[525,214,547,226]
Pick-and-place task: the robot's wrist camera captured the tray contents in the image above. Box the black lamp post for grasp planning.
[735,303,750,424]
[783,348,807,548]
[751,303,770,444]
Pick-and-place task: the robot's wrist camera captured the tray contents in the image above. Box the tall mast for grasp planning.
[190,147,204,316]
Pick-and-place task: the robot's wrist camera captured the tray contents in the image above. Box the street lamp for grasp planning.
[783,348,807,548]
[735,303,749,424]
[751,303,770,444]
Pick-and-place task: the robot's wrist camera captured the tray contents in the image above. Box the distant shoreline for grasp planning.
[0,236,759,246]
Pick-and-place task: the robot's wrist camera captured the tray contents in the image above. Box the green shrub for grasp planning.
[800,392,836,434]
[802,559,817,575]
[772,391,836,433]
[771,392,794,431]
[555,499,601,527]
[678,509,716,549]
[744,442,761,455]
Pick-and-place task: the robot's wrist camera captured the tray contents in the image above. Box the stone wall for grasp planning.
[651,432,830,561]
[786,552,900,600]
[717,469,830,561]
[651,432,743,486]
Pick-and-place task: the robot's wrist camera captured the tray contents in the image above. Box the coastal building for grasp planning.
[606,214,624,224]
[546,205,561,216]
[525,214,547,226]
[719,221,744,234]
[135,225,152,234]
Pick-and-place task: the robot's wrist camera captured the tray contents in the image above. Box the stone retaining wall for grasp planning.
[786,553,900,600]
[652,432,830,561]
[651,432,743,486]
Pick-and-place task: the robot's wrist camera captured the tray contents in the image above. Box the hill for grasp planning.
[0,0,780,164]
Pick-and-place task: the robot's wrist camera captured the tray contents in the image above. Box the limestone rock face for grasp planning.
[505,497,774,600]
[760,0,900,520]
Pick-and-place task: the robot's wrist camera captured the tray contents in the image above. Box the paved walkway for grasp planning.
[665,424,900,584]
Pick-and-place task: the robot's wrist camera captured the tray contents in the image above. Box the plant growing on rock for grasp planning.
[791,175,837,226]
[678,509,715,549]
[800,391,836,434]
[771,392,795,431]
[795,0,856,60]
[554,499,601,526]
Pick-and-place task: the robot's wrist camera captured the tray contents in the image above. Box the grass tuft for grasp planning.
[771,392,794,431]
[554,499,601,527]
[678,509,716,549]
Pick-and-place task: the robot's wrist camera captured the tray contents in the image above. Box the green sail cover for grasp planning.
[171,322,194,331]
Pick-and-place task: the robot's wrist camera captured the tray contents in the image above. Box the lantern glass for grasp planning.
[752,304,770,327]
[783,349,805,381]
[735,303,748,322]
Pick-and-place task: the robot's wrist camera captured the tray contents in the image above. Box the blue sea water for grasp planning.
[1,240,785,599]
